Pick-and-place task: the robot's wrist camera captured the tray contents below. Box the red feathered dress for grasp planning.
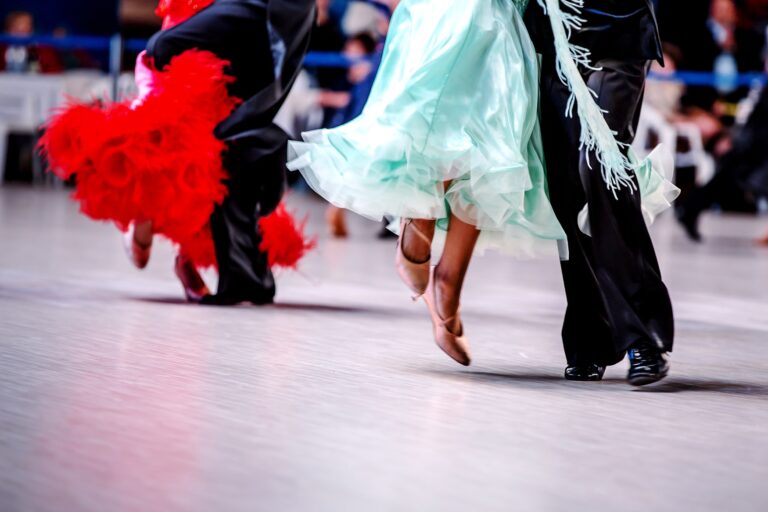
[40,49,314,270]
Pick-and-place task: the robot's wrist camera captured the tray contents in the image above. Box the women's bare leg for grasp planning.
[434,214,480,333]
[401,218,436,263]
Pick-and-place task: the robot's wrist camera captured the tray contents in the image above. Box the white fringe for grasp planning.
[538,0,637,196]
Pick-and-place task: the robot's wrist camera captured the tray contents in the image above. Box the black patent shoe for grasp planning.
[200,293,274,306]
[627,341,670,386]
[564,364,606,381]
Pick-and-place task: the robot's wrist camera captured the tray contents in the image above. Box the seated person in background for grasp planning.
[1,11,64,73]
[2,11,35,72]
[646,44,724,146]
[678,85,768,242]
[679,0,765,154]
[276,33,377,141]
[342,0,394,40]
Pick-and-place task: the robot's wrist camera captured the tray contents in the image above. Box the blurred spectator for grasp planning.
[678,85,768,241]
[646,44,725,146]
[308,0,348,124]
[1,11,65,73]
[2,11,35,72]
[276,32,377,140]
[679,0,765,127]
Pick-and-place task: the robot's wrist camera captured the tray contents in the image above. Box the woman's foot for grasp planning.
[422,268,471,366]
[326,206,348,238]
[757,231,768,246]
[123,221,153,269]
[395,218,434,297]
[174,255,210,303]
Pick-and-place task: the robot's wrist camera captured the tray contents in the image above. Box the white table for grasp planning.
[0,71,106,182]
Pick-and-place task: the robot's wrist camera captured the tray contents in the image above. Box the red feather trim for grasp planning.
[39,49,238,270]
[156,0,215,29]
[258,203,317,270]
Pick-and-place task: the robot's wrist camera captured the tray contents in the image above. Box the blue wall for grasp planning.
[1,0,119,35]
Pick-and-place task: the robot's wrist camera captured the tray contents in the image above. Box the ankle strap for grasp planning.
[403,219,432,246]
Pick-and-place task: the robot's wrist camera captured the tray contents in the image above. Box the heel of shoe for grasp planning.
[395,219,432,297]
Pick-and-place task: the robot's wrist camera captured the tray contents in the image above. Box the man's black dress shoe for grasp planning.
[200,293,274,306]
[564,364,606,381]
[627,341,670,386]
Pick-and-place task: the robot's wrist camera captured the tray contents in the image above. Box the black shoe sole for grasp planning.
[564,367,606,381]
[628,369,669,387]
[200,295,275,306]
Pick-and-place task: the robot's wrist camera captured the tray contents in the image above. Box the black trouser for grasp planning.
[146,1,308,301]
[538,55,674,366]
[212,127,287,301]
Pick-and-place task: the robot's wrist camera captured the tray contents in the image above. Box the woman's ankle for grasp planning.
[433,268,462,328]
[402,219,434,263]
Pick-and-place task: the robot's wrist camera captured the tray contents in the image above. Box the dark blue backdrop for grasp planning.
[1,0,119,35]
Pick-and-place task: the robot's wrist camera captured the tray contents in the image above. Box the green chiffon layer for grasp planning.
[289,0,566,257]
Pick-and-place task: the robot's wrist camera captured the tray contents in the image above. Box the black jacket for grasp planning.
[147,0,316,140]
[524,0,663,65]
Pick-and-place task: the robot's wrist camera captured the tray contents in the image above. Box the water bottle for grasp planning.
[4,45,29,73]
[714,52,738,95]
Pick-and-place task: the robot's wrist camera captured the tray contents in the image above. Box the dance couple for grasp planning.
[289,0,679,386]
[42,0,317,304]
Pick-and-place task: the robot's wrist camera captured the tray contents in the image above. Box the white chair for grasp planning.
[675,121,715,185]
[634,104,715,185]
[634,105,676,158]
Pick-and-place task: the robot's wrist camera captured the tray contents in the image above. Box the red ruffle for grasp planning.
[155,0,216,29]
[40,50,238,269]
[258,203,317,270]
[41,49,315,272]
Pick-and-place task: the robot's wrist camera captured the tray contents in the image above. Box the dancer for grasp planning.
[291,0,674,369]
[41,0,315,304]
[145,0,316,305]
[290,0,570,366]
[524,0,677,385]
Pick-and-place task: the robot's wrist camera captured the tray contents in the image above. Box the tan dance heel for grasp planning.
[422,269,471,366]
[395,218,432,298]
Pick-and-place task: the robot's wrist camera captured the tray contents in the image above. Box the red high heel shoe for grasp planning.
[174,255,210,303]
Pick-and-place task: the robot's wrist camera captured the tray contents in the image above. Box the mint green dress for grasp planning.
[289,0,564,256]
[288,0,678,257]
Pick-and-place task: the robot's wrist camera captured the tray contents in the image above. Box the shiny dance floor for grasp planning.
[1,186,767,512]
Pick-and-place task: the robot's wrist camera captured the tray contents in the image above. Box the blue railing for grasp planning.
[2,34,767,86]
[648,70,767,87]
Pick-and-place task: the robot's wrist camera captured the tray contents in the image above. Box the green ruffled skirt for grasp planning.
[289,0,565,256]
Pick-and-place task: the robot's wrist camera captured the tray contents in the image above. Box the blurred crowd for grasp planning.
[650,0,768,241]
[275,0,399,138]
[650,0,766,160]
